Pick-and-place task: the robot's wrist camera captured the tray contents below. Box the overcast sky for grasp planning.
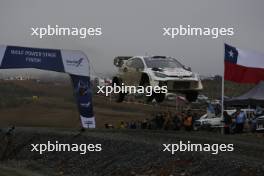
[0,0,264,77]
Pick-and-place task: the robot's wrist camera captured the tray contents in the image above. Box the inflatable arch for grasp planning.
[0,45,95,128]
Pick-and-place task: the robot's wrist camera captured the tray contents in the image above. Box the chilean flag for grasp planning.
[224,44,264,84]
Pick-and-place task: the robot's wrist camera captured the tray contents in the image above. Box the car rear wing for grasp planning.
[114,56,132,67]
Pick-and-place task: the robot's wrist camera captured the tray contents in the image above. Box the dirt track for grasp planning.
[0,128,263,176]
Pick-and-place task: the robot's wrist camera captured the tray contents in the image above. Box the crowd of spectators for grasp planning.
[104,107,263,134]
[105,110,200,131]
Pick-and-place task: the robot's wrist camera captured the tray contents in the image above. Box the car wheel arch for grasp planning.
[139,73,150,86]
[112,77,122,86]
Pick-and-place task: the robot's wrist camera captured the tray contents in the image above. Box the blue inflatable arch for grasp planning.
[0,45,95,128]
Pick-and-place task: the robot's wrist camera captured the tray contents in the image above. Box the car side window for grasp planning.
[126,59,133,67]
[131,58,144,69]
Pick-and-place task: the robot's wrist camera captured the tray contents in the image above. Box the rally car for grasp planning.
[112,56,203,102]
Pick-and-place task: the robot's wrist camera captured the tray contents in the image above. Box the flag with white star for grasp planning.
[224,44,264,84]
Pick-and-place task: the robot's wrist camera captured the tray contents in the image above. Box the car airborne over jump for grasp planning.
[112,56,203,103]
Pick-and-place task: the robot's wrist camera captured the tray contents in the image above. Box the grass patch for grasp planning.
[0,82,38,108]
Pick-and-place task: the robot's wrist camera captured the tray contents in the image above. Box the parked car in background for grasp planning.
[256,115,264,131]
[197,94,209,102]
[194,113,222,130]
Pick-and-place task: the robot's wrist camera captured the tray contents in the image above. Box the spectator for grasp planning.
[172,113,181,130]
[141,119,148,129]
[163,111,172,130]
[192,112,199,129]
[183,112,193,131]
[118,121,125,129]
[223,111,232,134]
[130,121,137,129]
[136,121,142,129]
[249,112,257,133]
[125,122,129,128]
[215,103,222,116]
[235,108,246,133]
[180,111,186,125]
[147,118,153,129]
[155,113,165,130]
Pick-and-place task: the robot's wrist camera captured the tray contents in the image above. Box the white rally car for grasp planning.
[112,56,203,102]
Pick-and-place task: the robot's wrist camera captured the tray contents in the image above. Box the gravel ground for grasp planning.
[0,128,264,176]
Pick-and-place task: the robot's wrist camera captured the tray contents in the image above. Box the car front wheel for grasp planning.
[111,78,126,102]
[142,81,155,103]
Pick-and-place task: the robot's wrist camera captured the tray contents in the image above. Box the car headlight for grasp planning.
[154,72,167,78]
[202,121,209,125]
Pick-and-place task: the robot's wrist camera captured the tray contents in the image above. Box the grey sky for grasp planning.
[0,0,264,77]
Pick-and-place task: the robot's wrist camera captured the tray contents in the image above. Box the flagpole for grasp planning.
[221,43,225,134]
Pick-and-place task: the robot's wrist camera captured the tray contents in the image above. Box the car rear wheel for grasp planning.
[154,93,165,103]
[185,91,198,102]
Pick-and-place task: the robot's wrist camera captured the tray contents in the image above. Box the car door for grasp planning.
[129,58,144,86]
[120,59,133,85]
[121,58,144,86]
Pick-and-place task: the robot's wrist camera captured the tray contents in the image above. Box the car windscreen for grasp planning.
[144,57,183,68]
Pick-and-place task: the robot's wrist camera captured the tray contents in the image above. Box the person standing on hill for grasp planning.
[172,113,181,130]
[223,111,232,134]
[183,112,193,131]
[235,108,246,133]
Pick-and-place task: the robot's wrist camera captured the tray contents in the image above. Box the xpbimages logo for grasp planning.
[162,141,234,155]
[163,25,234,39]
[30,141,102,155]
[97,83,168,96]
[31,25,102,39]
